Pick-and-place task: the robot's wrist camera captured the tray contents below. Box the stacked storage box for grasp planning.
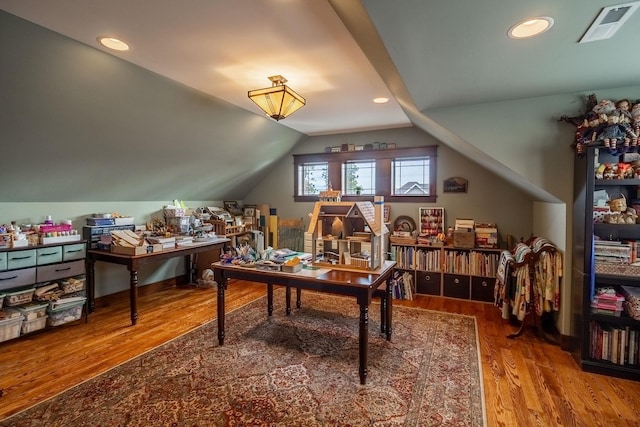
[591,290,625,316]
[11,301,48,334]
[47,296,86,326]
[0,312,23,343]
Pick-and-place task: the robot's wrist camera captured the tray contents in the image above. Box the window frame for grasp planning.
[293,145,437,203]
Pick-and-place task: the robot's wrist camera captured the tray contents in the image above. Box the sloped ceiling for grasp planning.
[1,0,639,202]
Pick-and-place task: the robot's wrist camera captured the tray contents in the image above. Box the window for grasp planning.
[392,157,430,196]
[297,162,328,196]
[293,146,437,202]
[343,160,375,195]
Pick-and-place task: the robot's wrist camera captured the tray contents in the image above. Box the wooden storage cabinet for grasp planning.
[572,148,640,381]
[390,243,499,302]
[0,242,87,342]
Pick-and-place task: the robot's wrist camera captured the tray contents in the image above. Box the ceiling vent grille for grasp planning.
[580,1,640,43]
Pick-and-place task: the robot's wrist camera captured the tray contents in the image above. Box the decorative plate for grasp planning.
[393,215,417,233]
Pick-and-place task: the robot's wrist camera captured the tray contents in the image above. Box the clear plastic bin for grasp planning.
[0,314,24,342]
[21,315,47,334]
[47,297,86,326]
[4,288,35,306]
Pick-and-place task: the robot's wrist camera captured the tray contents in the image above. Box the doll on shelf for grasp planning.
[599,109,634,153]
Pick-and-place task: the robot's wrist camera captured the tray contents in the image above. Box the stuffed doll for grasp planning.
[599,110,626,151]
[593,99,616,125]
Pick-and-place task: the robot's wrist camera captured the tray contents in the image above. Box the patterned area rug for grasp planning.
[2,291,485,426]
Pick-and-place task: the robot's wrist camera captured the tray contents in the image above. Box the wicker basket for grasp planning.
[595,262,640,277]
[607,193,627,212]
[389,235,416,245]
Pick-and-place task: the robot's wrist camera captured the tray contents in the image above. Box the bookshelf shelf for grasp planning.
[573,147,640,381]
[390,243,499,302]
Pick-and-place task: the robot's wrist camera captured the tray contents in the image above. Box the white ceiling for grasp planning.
[1,0,639,137]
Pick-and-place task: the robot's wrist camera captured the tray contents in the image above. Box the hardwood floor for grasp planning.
[1,281,640,426]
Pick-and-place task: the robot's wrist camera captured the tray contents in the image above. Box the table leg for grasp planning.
[217,278,226,345]
[379,293,387,334]
[296,287,301,308]
[385,279,393,341]
[286,286,292,315]
[267,283,273,316]
[186,253,198,285]
[358,301,369,385]
[86,258,96,313]
[129,268,138,325]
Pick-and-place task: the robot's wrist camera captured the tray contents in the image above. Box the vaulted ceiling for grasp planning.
[1,0,638,202]
[3,0,637,135]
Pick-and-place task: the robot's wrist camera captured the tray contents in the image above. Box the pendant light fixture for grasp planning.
[248,75,306,121]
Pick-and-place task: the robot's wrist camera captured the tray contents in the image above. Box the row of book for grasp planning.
[391,246,441,271]
[391,270,414,300]
[589,321,640,365]
[443,250,499,277]
[391,245,498,277]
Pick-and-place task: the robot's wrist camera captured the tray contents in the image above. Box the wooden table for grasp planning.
[213,260,396,385]
[87,238,229,325]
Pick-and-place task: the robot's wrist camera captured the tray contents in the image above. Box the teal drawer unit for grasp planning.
[36,246,63,265]
[0,252,7,271]
[37,260,85,283]
[62,243,86,262]
[7,249,37,270]
[0,267,36,291]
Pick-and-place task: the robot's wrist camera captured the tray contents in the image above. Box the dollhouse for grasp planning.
[307,199,388,270]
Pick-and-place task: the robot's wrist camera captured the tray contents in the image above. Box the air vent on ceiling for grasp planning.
[579,1,640,43]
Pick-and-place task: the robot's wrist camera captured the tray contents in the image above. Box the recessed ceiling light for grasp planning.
[373,97,389,104]
[508,16,554,39]
[97,36,130,51]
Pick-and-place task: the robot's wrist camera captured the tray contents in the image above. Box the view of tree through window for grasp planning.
[343,160,375,195]
[297,162,328,195]
[392,157,430,195]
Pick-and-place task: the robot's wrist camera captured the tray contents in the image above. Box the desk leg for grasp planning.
[285,286,291,315]
[385,279,393,341]
[129,269,139,325]
[86,259,96,313]
[358,301,369,385]
[296,287,301,308]
[217,278,226,345]
[267,283,273,316]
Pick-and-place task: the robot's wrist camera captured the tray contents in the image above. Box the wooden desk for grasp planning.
[87,238,229,325]
[213,260,396,385]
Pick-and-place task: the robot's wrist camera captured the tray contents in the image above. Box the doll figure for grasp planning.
[616,99,631,112]
[593,99,616,125]
[599,109,631,152]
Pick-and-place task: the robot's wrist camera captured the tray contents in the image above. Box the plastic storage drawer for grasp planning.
[62,243,86,262]
[0,268,36,292]
[36,246,63,265]
[0,252,7,271]
[7,249,37,270]
[36,260,85,283]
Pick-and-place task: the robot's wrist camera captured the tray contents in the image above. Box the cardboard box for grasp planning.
[453,231,475,248]
[111,243,162,256]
